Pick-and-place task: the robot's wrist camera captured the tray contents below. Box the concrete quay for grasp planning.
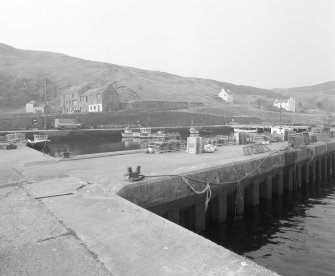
[4,139,333,275]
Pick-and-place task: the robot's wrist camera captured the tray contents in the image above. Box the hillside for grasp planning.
[273,81,335,111]
[0,43,278,110]
[0,43,334,114]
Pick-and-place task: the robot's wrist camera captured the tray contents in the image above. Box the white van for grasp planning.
[54,119,81,130]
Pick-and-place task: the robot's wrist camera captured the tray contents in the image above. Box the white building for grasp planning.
[218,88,233,103]
[273,97,296,112]
[25,100,46,113]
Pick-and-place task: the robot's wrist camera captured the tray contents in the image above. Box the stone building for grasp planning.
[61,84,92,113]
[61,83,119,113]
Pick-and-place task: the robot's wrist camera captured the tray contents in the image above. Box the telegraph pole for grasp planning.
[44,77,47,130]
[280,103,282,127]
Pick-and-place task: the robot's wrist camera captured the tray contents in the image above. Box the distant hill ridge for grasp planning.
[0,43,334,111]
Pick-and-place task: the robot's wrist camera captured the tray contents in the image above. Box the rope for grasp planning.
[181,176,211,212]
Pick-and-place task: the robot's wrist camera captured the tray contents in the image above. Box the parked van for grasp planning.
[54,119,81,130]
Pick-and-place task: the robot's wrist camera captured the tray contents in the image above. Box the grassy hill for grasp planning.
[0,43,278,110]
[0,43,334,117]
[273,81,335,111]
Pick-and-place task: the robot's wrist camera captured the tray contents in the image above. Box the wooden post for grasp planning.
[323,156,328,179]
[310,160,316,184]
[329,154,333,176]
[194,201,206,233]
[246,180,260,206]
[288,166,294,191]
[318,157,322,181]
[217,191,227,223]
[166,208,179,224]
[261,175,273,199]
[235,182,245,218]
[297,165,302,189]
[274,170,284,196]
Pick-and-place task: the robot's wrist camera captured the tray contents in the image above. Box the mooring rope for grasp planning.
[181,176,211,212]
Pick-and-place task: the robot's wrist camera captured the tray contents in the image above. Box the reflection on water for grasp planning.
[203,178,335,276]
[121,138,151,149]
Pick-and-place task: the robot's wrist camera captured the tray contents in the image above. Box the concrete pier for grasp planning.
[3,139,335,275]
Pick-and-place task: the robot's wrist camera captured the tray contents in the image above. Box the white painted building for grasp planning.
[273,97,296,112]
[88,104,103,112]
[25,100,46,113]
[218,88,233,103]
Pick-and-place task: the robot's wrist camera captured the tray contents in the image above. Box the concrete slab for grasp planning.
[38,188,277,276]
[0,235,111,276]
[0,144,55,170]
[0,188,67,252]
[0,168,24,187]
[27,176,86,198]
[1,142,303,275]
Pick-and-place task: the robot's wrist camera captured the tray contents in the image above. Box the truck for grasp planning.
[54,119,81,130]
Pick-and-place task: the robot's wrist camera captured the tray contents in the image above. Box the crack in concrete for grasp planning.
[22,187,113,275]
[36,231,73,243]
[0,180,25,190]
[76,181,94,191]
[0,186,22,199]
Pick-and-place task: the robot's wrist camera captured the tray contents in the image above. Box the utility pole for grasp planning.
[279,103,282,127]
[44,77,47,130]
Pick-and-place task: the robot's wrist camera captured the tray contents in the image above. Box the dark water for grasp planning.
[47,127,232,157]
[203,179,335,276]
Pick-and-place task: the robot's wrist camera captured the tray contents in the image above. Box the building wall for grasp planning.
[61,92,81,113]
[102,87,119,111]
[274,97,295,112]
[88,104,103,112]
[26,103,35,113]
[121,101,188,111]
[218,89,233,103]
[34,106,45,114]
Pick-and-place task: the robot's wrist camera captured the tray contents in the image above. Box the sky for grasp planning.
[0,0,334,89]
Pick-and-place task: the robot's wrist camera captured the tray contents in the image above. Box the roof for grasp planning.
[62,83,92,95]
[26,100,38,104]
[83,84,118,96]
[220,88,232,95]
[274,98,290,104]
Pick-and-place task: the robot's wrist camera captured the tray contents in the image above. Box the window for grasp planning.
[94,106,96,110]
[97,94,101,100]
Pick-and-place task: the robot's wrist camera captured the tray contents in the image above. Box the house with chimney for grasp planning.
[218,88,233,103]
[273,97,296,112]
[61,83,120,113]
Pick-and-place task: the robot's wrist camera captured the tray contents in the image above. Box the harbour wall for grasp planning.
[118,141,335,233]
[0,110,260,131]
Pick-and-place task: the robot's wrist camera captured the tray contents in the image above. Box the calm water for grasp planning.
[203,178,335,276]
[46,127,232,156]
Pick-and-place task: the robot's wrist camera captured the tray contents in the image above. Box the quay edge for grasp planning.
[7,140,335,275]
[118,141,335,233]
